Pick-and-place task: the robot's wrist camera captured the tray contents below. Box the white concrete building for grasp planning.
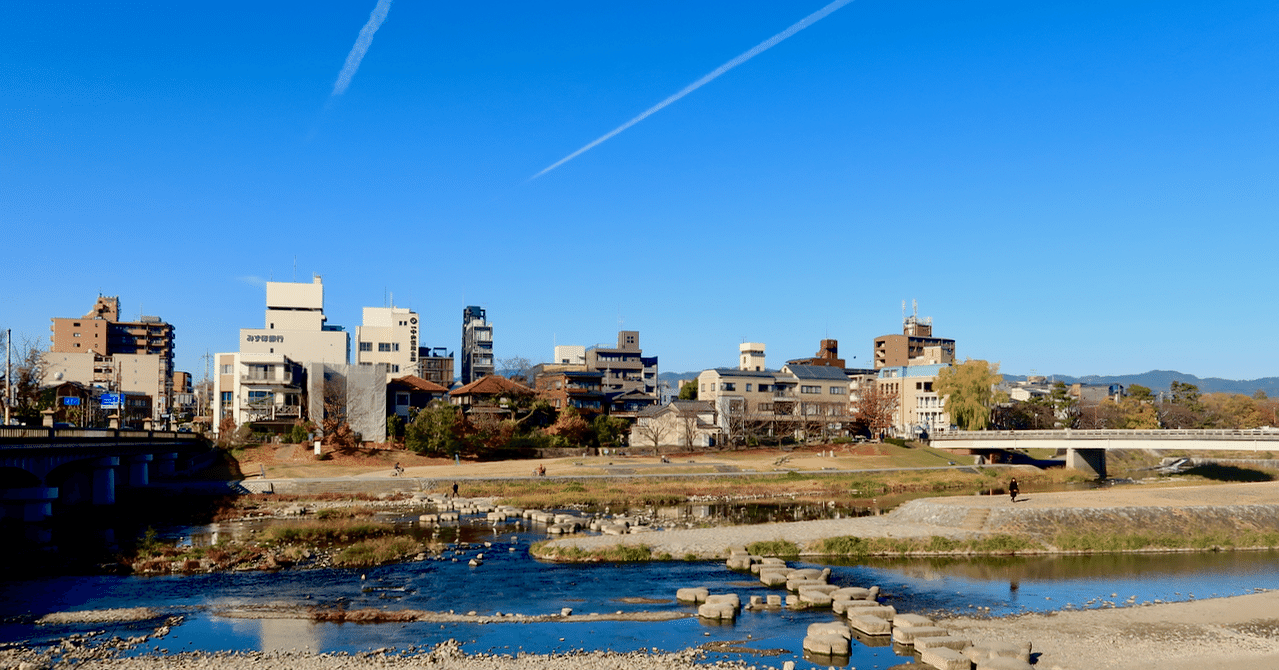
[355,306,419,379]
[553,345,585,365]
[240,276,348,365]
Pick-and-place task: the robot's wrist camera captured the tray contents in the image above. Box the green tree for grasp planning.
[1127,384,1154,402]
[591,414,628,449]
[386,414,404,444]
[405,403,465,455]
[935,359,1005,431]
[1048,382,1079,428]
[678,381,698,400]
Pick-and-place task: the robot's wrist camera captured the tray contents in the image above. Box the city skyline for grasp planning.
[5,1,1277,381]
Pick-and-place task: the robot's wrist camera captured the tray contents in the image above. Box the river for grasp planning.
[4,509,1278,670]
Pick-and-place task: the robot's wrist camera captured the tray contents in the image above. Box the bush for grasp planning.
[333,537,422,567]
[746,540,799,557]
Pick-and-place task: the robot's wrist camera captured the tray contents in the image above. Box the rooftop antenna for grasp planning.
[293,256,297,282]
[913,299,918,318]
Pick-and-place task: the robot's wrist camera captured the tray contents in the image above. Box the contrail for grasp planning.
[332,0,394,96]
[530,0,854,180]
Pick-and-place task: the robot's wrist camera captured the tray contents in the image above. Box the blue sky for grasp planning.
[3,1,1277,381]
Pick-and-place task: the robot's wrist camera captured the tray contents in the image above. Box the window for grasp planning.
[758,402,773,412]
[393,343,400,352]
[721,382,736,392]
[801,385,820,394]
[378,343,392,352]
[220,392,233,406]
[830,386,843,394]
[220,365,233,375]
[758,384,770,393]
[397,393,409,406]
[745,384,752,392]
[391,365,399,372]
[916,382,923,390]
[73,332,81,337]
[73,322,81,327]
[359,342,373,352]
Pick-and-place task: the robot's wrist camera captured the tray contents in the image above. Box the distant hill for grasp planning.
[1004,370,1279,397]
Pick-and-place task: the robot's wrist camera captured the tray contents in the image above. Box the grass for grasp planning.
[1051,530,1279,552]
[452,465,1080,510]
[265,520,392,544]
[529,542,655,562]
[813,534,1044,556]
[332,537,423,567]
[747,540,800,557]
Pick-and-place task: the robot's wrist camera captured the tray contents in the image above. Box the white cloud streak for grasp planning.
[530,0,854,180]
[332,0,394,97]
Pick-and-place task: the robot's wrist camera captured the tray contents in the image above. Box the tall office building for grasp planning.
[460,306,493,385]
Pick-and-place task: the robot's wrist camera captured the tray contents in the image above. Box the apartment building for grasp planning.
[46,296,176,422]
[356,306,419,379]
[534,369,607,413]
[212,352,306,428]
[461,306,494,384]
[415,346,455,388]
[586,331,659,397]
[873,311,956,370]
[877,364,949,435]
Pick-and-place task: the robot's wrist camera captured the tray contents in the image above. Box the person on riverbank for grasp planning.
[452,481,459,498]
[1009,477,1020,502]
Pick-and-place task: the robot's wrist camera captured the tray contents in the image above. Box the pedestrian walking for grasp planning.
[452,481,459,498]
[1009,477,1020,502]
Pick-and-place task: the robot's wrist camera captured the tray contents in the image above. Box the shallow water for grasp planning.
[5,511,1279,670]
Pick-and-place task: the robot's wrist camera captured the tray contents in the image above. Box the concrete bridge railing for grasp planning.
[929,429,1279,479]
[0,427,211,525]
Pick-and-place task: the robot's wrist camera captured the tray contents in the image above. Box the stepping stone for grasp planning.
[920,646,971,670]
[893,625,948,645]
[914,635,971,652]
[676,587,708,603]
[847,614,892,636]
[806,622,851,638]
[802,633,851,656]
[894,613,934,628]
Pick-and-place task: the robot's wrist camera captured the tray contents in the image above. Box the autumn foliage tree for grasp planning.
[853,382,898,438]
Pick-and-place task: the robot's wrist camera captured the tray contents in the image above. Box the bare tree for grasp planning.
[5,334,48,426]
[633,416,671,452]
[498,356,534,385]
[854,382,898,439]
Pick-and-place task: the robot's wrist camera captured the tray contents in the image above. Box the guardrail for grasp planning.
[0,427,206,443]
[931,429,1279,441]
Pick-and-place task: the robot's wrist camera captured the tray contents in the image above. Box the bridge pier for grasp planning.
[92,457,119,505]
[127,454,153,487]
[1065,448,1107,479]
[154,452,178,478]
[1,486,58,522]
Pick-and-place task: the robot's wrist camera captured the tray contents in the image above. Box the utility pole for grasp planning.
[4,328,10,426]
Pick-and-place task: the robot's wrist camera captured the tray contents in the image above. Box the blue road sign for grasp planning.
[100,393,121,409]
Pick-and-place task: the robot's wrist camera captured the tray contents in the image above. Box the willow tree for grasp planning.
[935,359,1006,431]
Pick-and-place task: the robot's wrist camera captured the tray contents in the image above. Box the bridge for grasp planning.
[0,427,212,526]
[931,429,1279,478]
